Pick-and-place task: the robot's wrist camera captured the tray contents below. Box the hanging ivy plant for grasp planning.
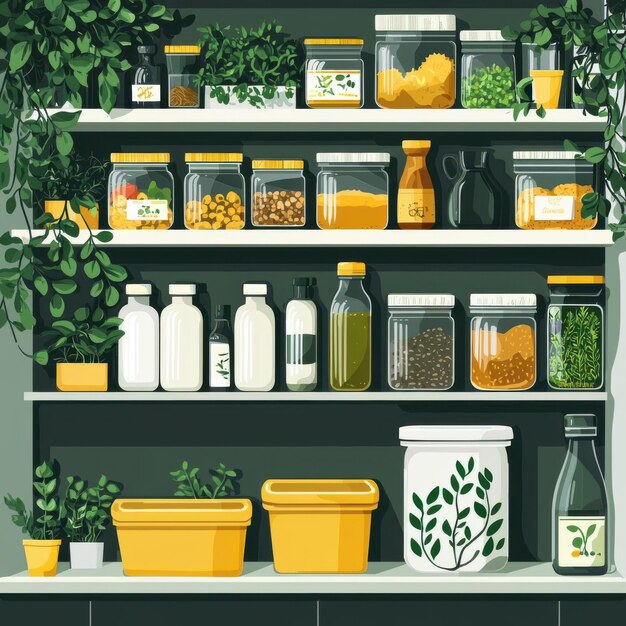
[503,0,626,240]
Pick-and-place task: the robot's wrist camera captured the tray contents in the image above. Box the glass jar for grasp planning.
[388,294,455,390]
[165,45,200,108]
[514,151,597,230]
[330,262,372,391]
[547,276,605,390]
[470,294,537,391]
[108,153,174,230]
[251,160,306,227]
[184,153,245,230]
[522,43,564,109]
[304,39,364,108]
[460,31,516,109]
[316,153,389,229]
[375,14,457,109]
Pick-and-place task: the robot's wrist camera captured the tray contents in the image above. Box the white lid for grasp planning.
[169,284,196,296]
[317,152,391,164]
[470,293,537,308]
[513,151,580,160]
[243,283,268,296]
[388,294,455,308]
[126,284,152,296]
[460,30,507,41]
[375,14,456,32]
[400,425,514,442]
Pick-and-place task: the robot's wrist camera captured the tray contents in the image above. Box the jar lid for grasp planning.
[111,153,170,163]
[185,153,243,163]
[470,293,537,308]
[460,30,507,41]
[402,140,431,149]
[126,284,152,296]
[375,14,456,32]
[564,414,597,437]
[513,151,580,160]
[164,45,201,54]
[317,152,391,164]
[243,283,268,296]
[338,262,366,277]
[169,284,196,296]
[137,45,156,54]
[252,160,304,170]
[400,425,514,442]
[304,38,364,46]
[388,294,454,308]
[548,275,605,285]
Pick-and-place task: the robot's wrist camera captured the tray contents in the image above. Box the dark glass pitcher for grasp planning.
[443,150,501,228]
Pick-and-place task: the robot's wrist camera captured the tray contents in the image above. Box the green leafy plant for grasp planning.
[4,461,61,540]
[170,461,241,499]
[40,154,109,204]
[196,22,303,108]
[62,474,122,542]
[503,0,626,239]
[410,457,505,571]
[566,522,599,557]
[462,64,517,108]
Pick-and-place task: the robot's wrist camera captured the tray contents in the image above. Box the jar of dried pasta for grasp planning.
[316,153,389,229]
[514,151,597,230]
[108,153,174,230]
[470,294,537,391]
[375,14,457,109]
[184,153,245,230]
[165,45,200,108]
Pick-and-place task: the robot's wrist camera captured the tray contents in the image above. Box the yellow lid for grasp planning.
[252,159,304,170]
[530,70,564,77]
[164,45,201,54]
[338,261,366,277]
[261,479,379,507]
[304,38,364,46]
[111,153,170,163]
[403,140,431,149]
[548,275,605,285]
[185,153,244,163]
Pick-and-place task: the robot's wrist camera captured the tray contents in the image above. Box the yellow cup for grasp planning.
[23,540,61,576]
[530,70,564,109]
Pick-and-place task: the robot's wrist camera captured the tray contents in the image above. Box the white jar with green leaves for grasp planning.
[400,425,513,573]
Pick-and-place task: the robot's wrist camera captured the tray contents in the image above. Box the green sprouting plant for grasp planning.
[4,461,62,540]
[462,64,517,108]
[62,474,122,543]
[40,154,109,204]
[170,461,241,499]
[410,457,505,571]
[566,522,599,557]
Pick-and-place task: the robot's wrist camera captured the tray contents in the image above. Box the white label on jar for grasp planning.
[558,516,605,567]
[210,342,231,387]
[306,70,361,102]
[126,199,168,221]
[132,84,161,103]
[534,195,575,221]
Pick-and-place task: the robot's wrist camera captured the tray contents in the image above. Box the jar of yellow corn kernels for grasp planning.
[108,153,174,230]
[184,153,245,230]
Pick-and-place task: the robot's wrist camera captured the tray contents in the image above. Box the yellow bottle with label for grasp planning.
[397,140,436,229]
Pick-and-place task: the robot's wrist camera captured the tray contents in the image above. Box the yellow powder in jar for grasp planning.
[317,189,388,229]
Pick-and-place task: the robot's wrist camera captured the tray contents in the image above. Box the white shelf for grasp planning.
[10,229,614,248]
[48,108,604,132]
[1,562,624,594]
[24,391,607,402]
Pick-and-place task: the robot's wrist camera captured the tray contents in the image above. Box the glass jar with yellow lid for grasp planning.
[184,153,245,230]
[108,153,174,230]
[304,39,364,108]
[165,44,201,107]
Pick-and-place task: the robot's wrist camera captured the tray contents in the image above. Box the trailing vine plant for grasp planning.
[502,0,626,239]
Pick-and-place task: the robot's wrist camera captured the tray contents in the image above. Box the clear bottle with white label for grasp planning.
[286,278,317,391]
[552,414,608,575]
[160,284,203,392]
[235,283,275,392]
[209,304,232,389]
[118,284,159,391]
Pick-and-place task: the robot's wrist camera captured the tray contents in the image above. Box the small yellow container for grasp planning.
[112,499,252,576]
[262,479,379,574]
[530,70,564,109]
[56,363,108,392]
[23,539,61,576]
[45,200,99,230]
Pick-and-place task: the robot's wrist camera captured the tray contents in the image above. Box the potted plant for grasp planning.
[170,461,241,498]
[197,22,303,110]
[4,462,62,577]
[62,474,122,569]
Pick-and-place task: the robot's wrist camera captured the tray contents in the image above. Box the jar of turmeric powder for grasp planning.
[375,14,457,109]
[316,153,389,229]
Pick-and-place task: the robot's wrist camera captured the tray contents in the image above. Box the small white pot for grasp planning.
[69,542,104,569]
[204,85,296,110]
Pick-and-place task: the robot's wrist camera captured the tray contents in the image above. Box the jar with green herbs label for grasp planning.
[460,31,517,109]
[548,276,604,390]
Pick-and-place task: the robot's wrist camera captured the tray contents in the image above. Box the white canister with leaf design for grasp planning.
[400,425,513,573]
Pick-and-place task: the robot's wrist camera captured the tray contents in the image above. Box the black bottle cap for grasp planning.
[564,414,597,437]
[215,304,230,319]
[138,45,156,54]
[293,277,316,287]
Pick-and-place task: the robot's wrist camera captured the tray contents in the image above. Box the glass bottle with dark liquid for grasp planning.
[131,45,161,108]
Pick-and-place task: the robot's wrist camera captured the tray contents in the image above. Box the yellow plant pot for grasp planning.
[262,479,379,574]
[45,200,99,230]
[530,70,564,109]
[56,363,108,392]
[112,499,253,576]
[23,539,62,577]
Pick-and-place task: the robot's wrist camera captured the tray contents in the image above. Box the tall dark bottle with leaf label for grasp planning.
[286,278,317,391]
[552,414,608,575]
[209,305,232,389]
[131,45,161,108]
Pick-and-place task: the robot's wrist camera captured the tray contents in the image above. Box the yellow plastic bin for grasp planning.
[262,479,379,574]
[112,499,252,576]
